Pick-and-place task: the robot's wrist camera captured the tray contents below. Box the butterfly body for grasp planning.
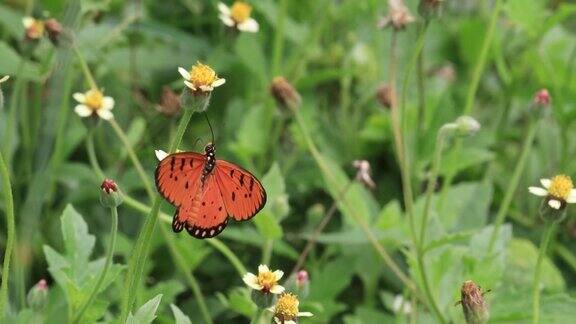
[155,143,266,239]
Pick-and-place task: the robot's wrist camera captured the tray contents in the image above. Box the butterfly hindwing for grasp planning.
[215,160,267,221]
[177,174,228,238]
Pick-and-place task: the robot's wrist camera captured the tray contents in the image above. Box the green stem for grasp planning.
[419,127,448,248]
[120,108,194,321]
[72,206,118,324]
[487,120,539,254]
[271,0,287,77]
[0,150,15,317]
[532,221,557,324]
[261,239,274,265]
[73,45,98,90]
[159,225,213,324]
[462,0,502,115]
[108,118,155,199]
[293,109,419,298]
[87,131,105,179]
[555,244,576,275]
[120,194,248,277]
[250,307,264,324]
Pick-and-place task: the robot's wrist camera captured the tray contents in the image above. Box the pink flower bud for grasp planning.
[534,89,550,106]
[100,179,118,194]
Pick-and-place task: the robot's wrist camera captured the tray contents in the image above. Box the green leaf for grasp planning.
[504,238,565,292]
[126,294,163,324]
[253,163,288,239]
[225,288,256,318]
[0,42,42,81]
[170,304,192,324]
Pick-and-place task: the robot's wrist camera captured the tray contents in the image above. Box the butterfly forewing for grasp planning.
[155,152,205,207]
[215,160,267,221]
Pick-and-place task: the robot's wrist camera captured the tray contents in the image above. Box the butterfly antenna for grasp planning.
[204,112,215,144]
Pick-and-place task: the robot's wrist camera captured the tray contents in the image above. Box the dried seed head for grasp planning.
[158,86,181,116]
[353,160,376,189]
[270,76,301,112]
[460,280,489,324]
[376,84,394,109]
[45,18,63,44]
[378,0,415,30]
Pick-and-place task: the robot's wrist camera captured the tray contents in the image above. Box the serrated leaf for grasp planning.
[126,294,163,324]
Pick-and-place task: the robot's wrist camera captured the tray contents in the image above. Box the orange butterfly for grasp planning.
[155,143,267,238]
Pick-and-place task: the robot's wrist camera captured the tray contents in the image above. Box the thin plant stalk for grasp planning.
[87,131,105,178]
[108,118,155,199]
[293,109,419,298]
[419,127,448,248]
[250,308,264,324]
[261,239,274,265]
[159,225,213,324]
[120,108,194,321]
[73,45,98,90]
[0,151,15,316]
[119,194,248,277]
[72,206,118,324]
[487,120,539,254]
[532,221,557,324]
[291,181,354,274]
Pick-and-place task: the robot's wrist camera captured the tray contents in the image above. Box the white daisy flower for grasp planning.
[242,264,285,294]
[73,89,115,120]
[391,295,412,315]
[218,1,259,33]
[177,62,225,92]
[268,293,313,324]
[529,175,576,210]
[22,17,45,40]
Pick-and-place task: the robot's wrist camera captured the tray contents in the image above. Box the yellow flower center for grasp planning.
[85,90,104,110]
[548,175,573,200]
[275,293,299,320]
[230,2,252,23]
[257,270,277,291]
[27,20,45,39]
[189,62,218,88]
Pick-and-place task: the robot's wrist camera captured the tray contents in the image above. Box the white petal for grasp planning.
[269,285,285,294]
[96,108,113,120]
[73,92,86,103]
[74,104,92,117]
[212,78,226,88]
[184,80,197,90]
[242,273,258,286]
[298,312,314,317]
[540,178,551,189]
[22,17,34,28]
[178,67,191,80]
[267,306,276,313]
[258,265,270,273]
[528,186,548,197]
[272,270,284,281]
[285,321,296,324]
[155,150,169,161]
[238,18,259,32]
[217,3,230,15]
[0,75,9,83]
[567,190,576,203]
[102,96,115,110]
[219,15,235,27]
[273,318,281,324]
[199,85,214,92]
[548,199,562,209]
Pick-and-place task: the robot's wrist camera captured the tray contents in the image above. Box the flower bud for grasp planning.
[271,76,301,112]
[376,84,394,109]
[180,88,211,113]
[250,289,275,309]
[533,89,550,107]
[418,0,443,20]
[353,160,376,189]
[460,280,489,324]
[100,179,123,208]
[378,0,415,30]
[539,198,568,223]
[454,116,481,137]
[158,86,181,116]
[44,18,63,45]
[27,279,49,311]
[0,75,9,111]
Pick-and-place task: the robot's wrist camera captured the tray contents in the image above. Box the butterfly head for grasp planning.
[204,143,216,156]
